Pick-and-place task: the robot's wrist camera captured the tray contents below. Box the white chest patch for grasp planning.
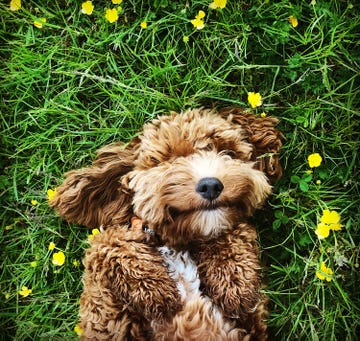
[157,246,202,303]
[155,246,235,337]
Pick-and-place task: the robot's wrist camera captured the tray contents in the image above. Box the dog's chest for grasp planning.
[157,246,202,302]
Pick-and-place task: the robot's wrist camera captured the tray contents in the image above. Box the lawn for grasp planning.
[1,0,359,339]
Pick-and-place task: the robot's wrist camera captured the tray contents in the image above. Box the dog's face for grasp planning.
[123,109,272,246]
[51,108,282,245]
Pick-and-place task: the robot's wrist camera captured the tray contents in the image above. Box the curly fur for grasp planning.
[50,107,282,340]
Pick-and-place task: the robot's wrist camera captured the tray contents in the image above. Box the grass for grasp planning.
[1,0,359,339]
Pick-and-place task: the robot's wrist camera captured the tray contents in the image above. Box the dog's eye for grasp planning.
[204,143,215,151]
[224,150,237,158]
[196,142,214,151]
[169,207,181,219]
[150,156,160,165]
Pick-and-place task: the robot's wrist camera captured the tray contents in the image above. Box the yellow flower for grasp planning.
[48,242,56,251]
[30,261,37,267]
[88,228,100,240]
[289,15,298,28]
[105,8,119,23]
[330,223,343,231]
[183,35,189,43]
[34,18,47,29]
[248,92,262,108]
[315,261,333,282]
[191,10,206,30]
[315,222,330,239]
[321,209,340,225]
[10,0,21,11]
[140,21,147,29]
[112,0,122,4]
[52,251,66,266]
[47,188,57,201]
[73,259,80,267]
[307,153,322,168]
[260,112,267,118]
[81,1,94,15]
[316,180,321,185]
[74,324,84,336]
[19,286,32,297]
[315,209,343,239]
[31,199,38,206]
[210,0,227,9]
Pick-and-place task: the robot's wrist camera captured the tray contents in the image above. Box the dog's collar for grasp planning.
[102,217,161,244]
[100,217,154,235]
[129,216,144,230]
[130,216,157,237]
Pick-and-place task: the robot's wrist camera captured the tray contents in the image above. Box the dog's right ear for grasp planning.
[50,139,140,229]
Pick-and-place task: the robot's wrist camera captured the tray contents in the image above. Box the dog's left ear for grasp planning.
[220,107,283,183]
[50,139,140,229]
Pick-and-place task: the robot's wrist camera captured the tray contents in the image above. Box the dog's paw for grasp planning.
[208,284,262,319]
[107,243,182,321]
[192,227,262,318]
[130,283,183,322]
[84,227,182,321]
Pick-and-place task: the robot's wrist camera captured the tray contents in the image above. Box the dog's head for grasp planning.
[51,108,282,246]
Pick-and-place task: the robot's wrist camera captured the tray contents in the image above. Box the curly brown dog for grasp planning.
[50,107,282,340]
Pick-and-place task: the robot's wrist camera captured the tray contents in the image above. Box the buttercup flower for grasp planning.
[321,209,341,225]
[191,10,206,30]
[88,228,100,240]
[31,199,38,206]
[105,8,119,23]
[81,1,94,15]
[74,324,84,336]
[112,0,122,4]
[210,0,227,9]
[248,92,262,108]
[19,286,32,297]
[315,261,333,282]
[315,209,343,239]
[315,222,330,239]
[289,15,298,28]
[34,18,47,29]
[140,21,147,29]
[260,112,267,118]
[48,242,56,251]
[308,153,322,168]
[10,0,21,11]
[52,251,66,266]
[47,188,57,201]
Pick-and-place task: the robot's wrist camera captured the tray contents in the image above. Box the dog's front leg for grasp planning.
[80,226,182,339]
[191,224,265,320]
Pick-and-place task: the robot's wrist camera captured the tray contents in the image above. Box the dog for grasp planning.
[50,107,282,340]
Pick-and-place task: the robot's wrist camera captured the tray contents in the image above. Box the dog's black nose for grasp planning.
[196,177,224,201]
